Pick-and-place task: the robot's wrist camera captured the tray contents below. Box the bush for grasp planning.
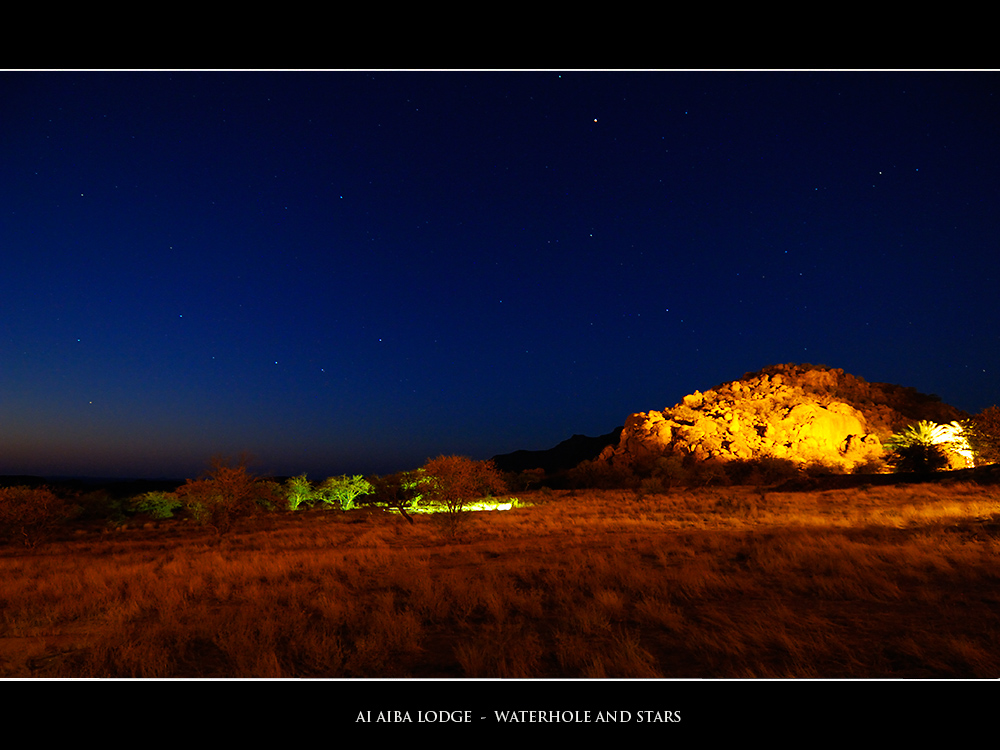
[964,406,1000,465]
[128,491,184,520]
[176,456,281,533]
[851,455,889,475]
[723,457,800,486]
[0,486,70,547]
[802,458,847,477]
[565,459,636,489]
[687,459,731,487]
[886,443,950,474]
[647,455,692,491]
[506,468,546,492]
[71,488,126,524]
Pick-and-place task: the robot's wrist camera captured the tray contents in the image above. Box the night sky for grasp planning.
[3,70,998,480]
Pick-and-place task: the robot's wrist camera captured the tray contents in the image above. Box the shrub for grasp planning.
[649,455,692,490]
[963,406,1000,466]
[0,486,70,547]
[687,458,731,487]
[176,456,281,533]
[507,468,546,492]
[851,455,889,475]
[128,491,184,520]
[565,458,635,489]
[803,458,847,477]
[72,488,126,524]
[723,457,800,486]
[886,443,950,474]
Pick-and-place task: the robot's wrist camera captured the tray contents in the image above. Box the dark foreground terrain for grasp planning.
[2,479,999,678]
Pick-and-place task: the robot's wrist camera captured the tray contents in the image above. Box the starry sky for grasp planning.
[3,70,998,479]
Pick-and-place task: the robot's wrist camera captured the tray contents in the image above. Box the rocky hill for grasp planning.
[591,363,969,474]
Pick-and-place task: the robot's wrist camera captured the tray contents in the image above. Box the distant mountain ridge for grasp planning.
[491,428,623,476]
[0,475,184,498]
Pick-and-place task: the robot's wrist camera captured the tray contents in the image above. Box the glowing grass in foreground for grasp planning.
[4,484,1000,677]
[411,498,520,514]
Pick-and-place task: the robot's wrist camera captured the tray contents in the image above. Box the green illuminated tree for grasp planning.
[283,474,315,511]
[128,491,184,519]
[316,475,373,510]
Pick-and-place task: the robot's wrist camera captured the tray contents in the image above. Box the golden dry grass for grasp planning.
[2,481,1000,678]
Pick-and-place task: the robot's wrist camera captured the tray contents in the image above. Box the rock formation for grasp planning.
[593,363,968,474]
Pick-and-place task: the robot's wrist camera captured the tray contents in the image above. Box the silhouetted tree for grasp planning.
[366,471,427,524]
[0,485,70,547]
[506,467,546,492]
[176,455,280,533]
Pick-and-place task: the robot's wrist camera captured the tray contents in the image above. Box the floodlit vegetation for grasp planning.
[884,420,974,472]
[2,476,1000,678]
[282,474,374,511]
[963,406,1000,466]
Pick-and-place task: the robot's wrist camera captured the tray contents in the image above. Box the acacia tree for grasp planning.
[366,471,428,524]
[283,474,315,511]
[421,456,507,516]
[316,475,373,510]
[176,455,281,533]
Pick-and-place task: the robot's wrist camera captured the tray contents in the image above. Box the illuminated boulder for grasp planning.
[594,363,966,475]
[779,402,869,457]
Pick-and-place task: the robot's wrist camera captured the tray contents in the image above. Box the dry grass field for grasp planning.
[2,481,1000,678]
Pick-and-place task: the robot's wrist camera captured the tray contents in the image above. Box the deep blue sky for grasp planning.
[3,70,998,479]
